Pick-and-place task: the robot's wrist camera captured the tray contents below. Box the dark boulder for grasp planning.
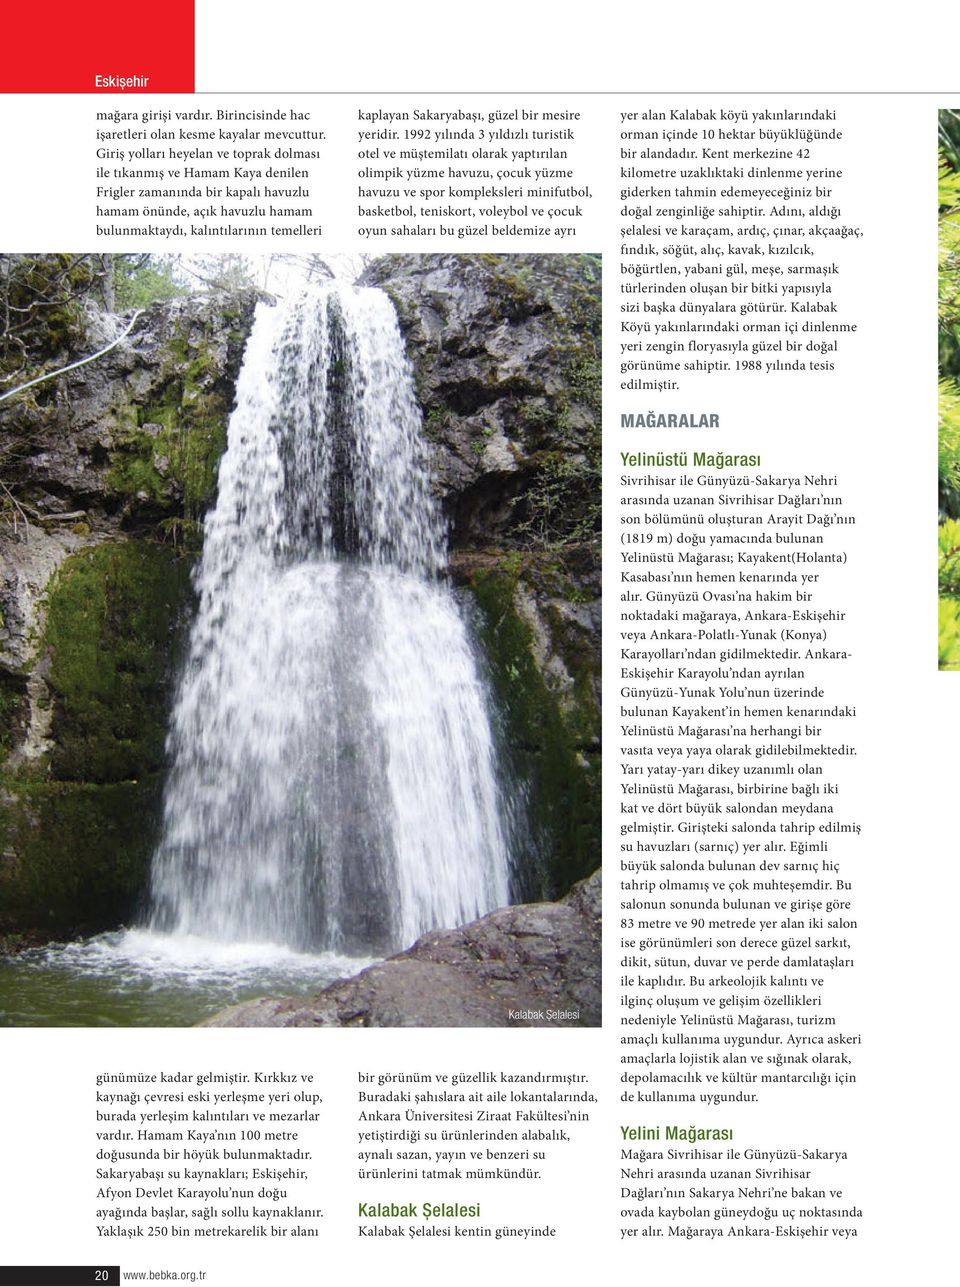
[201,869,601,1028]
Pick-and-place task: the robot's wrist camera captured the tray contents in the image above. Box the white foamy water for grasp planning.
[0,929,371,1027]
[147,283,514,954]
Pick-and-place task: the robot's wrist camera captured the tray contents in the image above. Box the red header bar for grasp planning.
[0,0,194,92]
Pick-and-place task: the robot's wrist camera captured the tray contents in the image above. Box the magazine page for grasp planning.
[0,5,954,1285]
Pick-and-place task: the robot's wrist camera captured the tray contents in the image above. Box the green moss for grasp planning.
[470,426,493,457]
[0,256,93,378]
[0,538,190,934]
[508,344,601,549]
[518,398,553,430]
[0,776,163,934]
[0,680,25,758]
[568,352,602,423]
[488,268,542,322]
[423,404,451,440]
[42,541,193,783]
[107,329,231,523]
[108,393,226,521]
[468,560,600,898]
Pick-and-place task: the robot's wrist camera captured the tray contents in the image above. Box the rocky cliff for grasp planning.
[361,255,602,899]
[0,262,258,937]
[1,254,600,942]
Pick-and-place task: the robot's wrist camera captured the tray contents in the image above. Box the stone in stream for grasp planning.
[200,869,601,1028]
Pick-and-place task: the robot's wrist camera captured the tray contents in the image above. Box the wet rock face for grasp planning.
[360,254,601,549]
[1,290,258,534]
[361,255,602,898]
[200,869,602,1028]
[0,288,258,935]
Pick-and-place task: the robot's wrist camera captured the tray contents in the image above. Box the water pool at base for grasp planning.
[0,929,373,1026]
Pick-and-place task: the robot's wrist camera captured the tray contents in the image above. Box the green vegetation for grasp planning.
[467,556,600,897]
[423,404,451,440]
[0,539,190,933]
[112,255,186,310]
[940,519,960,667]
[939,119,960,666]
[511,351,601,549]
[0,679,23,757]
[0,257,256,937]
[41,541,193,782]
[107,330,231,534]
[0,255,111,386]
[0,776,164,935]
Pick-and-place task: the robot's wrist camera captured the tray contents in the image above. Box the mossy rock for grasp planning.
[108,406,226,524]
[0,679,26,760]
[42,540,193,783]
[467,559,600,898]
[0,776,162,934]
[107,325,234,527]
[0,254,97,379]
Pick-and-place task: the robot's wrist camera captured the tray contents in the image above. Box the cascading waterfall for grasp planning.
[147,283,514,955]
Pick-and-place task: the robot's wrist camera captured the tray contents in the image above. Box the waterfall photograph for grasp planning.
[0,253,601,1026]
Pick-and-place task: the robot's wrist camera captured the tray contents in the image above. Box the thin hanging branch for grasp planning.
[0,309,144,405]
